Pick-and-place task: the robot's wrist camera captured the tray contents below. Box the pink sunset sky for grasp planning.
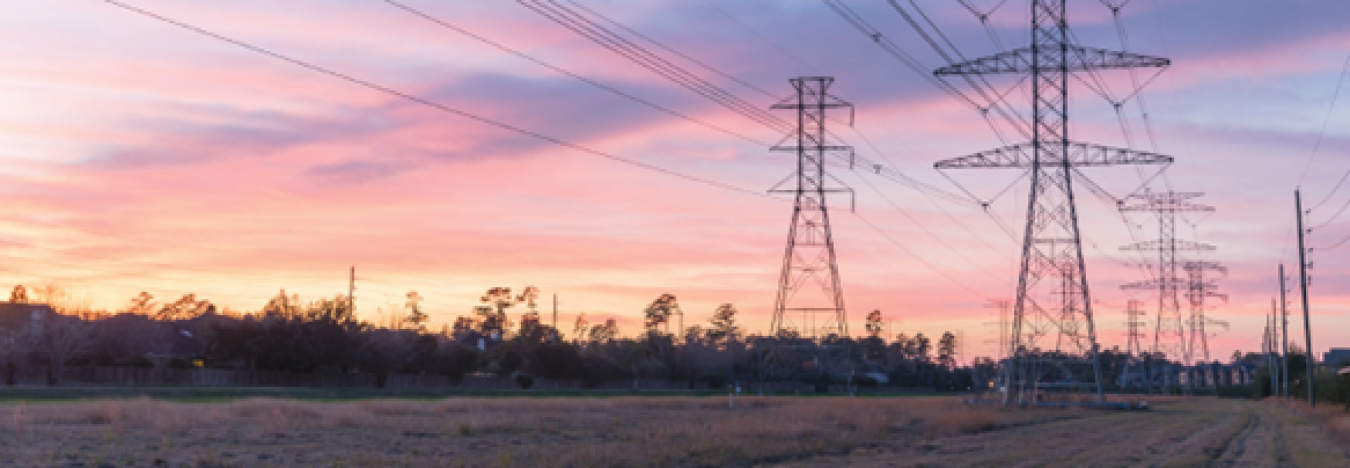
[1,0,1348,362]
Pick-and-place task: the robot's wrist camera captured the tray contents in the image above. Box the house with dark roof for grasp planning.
[0,302,57,335]
[1324,348,1350,367]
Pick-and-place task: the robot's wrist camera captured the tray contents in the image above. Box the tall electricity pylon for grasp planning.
[769,77,853,340]
[933,0,1173,405]
[1119,193,1213,368]
[1122,299,1150,392]
[1183,261,1226,363]
[1125,299,1146,358]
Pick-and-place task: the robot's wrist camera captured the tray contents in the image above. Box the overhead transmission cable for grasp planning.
[822,0,1029,212]
[560,0,776,98]
[386,0,981,211]
[103,0,766,199]
[1301,53,1350,218]
[694,0,1024,251]
[512,0,1012,283]
[889,0,1034,139]
[103,0,1004,298]
[517,0,791,133]
[1092,1,1189,281]
[853,211,993,301]
[820,0,1032,252]
[381,0,773,148]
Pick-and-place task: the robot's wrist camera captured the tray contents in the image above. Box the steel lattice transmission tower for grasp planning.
[934,0,1173,405]
[1120,299,1150,391]
[769,76,853,340]
[1119,192,1213,375]
[1183,261,1226,363]
[1124,299,1146,358]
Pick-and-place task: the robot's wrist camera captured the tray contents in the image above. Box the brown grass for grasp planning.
[0,396,1081,466]
[1270,399,1350,446]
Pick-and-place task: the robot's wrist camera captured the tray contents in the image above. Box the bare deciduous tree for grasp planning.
[36,314,95,385]
[0,322,32,386]
[8,285,28,304]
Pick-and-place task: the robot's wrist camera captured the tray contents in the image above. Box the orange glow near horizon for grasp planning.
[0,0,1348,361]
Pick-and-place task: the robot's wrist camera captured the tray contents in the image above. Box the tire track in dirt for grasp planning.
[1261,402,1303,467]
[771,401,1208,466]
[766,399,1306,467]
[1210,403,1259,466]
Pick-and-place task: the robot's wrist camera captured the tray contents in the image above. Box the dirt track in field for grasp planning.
[771,399,1348,467]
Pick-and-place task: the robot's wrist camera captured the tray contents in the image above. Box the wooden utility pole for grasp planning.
[1268,300,1278,397]
[1279,264,1290,400]
[552,294,558,342]
[1295,190,1316,406]
[349,266,356,316]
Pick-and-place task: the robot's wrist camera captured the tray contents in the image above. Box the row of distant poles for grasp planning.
[764,0,1244,406]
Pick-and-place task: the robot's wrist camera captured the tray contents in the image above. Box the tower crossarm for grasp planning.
[1120,240,1215,252]
[934,46,1170,76]
[1125,192,1204,202]
[1120,278,1189,291]
[1183,261,1227,275]
[1119,202,1215,213]
[934,141,1172,169]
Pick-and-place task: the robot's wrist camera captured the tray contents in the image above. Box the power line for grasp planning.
[1302,52,1350,209]
[381,0,772,148]
[101,0,1007,304]
[561,0,776,99]
[518,0,1020,268]
[852,211,993,301]
[851,171,1011,286]
[890,0,1031,139]
[698,0,819,76]
[518,0,791,133]
[103,0,767,199]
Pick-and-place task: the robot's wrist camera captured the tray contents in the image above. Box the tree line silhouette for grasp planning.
[0,284,991,391]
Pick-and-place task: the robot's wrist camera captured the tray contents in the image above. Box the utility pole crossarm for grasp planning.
[934,46,1170,76]
[934,142,1173,169]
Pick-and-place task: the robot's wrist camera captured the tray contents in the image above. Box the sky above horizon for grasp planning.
[1,0,1348,362]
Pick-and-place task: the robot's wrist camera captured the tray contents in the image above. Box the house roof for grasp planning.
[0,302,57,331]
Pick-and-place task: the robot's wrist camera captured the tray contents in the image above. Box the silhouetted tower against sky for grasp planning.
[769,77,852,339]
[934,0,1173,405]
[1125,299,1146,358]
[1184,262,1226,361]
[1120,192,1213,373]
[1122,299,1149,391]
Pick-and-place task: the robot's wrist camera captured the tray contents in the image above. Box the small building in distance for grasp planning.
[1324,348,1350,367]
[0,302,58,334]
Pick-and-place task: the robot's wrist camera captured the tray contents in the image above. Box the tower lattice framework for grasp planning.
[1121,299,1149,390]
[1119,192,1213,382]
[1183,261,1226,363]
[934,0,1173,405]
[769,77,852,340]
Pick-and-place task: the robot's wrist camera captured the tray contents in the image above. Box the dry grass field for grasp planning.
[782,398,1350,467]
[0,395,1344,467]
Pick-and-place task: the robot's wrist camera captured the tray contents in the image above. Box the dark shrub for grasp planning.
[515,373,535,389]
